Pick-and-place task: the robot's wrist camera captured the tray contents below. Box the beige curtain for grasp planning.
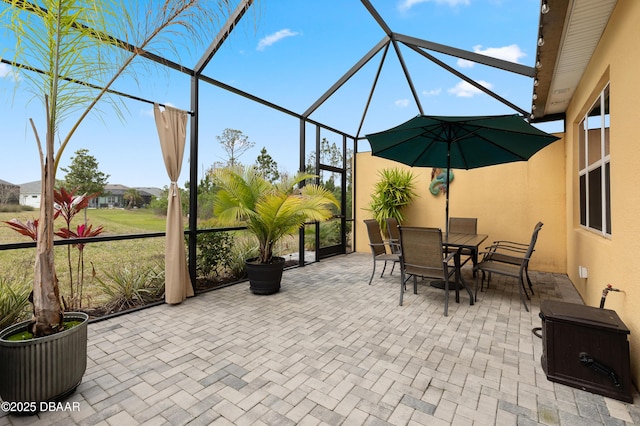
[154,104,193,304]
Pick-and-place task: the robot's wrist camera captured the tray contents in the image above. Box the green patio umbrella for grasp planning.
[366,114,560,233]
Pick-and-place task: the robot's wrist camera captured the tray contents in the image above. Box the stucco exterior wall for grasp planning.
[355,133,566,274]
[562,1,640,386]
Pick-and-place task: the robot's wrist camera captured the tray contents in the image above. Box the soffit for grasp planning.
[532,0,616,122]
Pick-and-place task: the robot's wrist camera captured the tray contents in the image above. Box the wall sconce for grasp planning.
[533,93,538,100]
[541,0,550,14]
[532,104,537,110]
[538,35,545,47]
[534,79,539,87]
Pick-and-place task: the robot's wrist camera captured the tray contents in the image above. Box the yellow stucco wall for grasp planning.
[562,1,640,386]
[355,133,567,274]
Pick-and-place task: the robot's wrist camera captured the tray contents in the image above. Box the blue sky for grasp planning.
[0,0,558,189]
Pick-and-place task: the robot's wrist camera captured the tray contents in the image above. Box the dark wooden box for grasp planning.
[540,300,633,402]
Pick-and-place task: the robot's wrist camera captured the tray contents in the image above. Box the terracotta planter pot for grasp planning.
[245,257,285,295]
[0,312,88,406]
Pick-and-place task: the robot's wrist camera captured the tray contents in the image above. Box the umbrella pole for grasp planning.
[430,145,454,292]
[445,143,451,235]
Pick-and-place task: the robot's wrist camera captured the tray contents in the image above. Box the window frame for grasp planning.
[578,83,611,237]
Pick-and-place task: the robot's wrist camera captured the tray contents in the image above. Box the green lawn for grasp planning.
[0,207,294,316]
[83,208,168,233]
[0,208,170,311]
[0,208,168,243]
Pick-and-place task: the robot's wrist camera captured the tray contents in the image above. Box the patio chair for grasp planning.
[473,222,543,312]
[364,219,400,285]
[398,226,459,316]
[384,217,401,254]
[449,217,478,235]
[482,221,543,295]
[448,217,478,269]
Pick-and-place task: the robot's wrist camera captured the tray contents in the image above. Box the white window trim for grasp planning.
[578,84,610,237]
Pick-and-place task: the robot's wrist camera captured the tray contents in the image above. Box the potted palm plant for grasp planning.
[212,167,339,295]
[0,0,235,408]
[366,168,417,233]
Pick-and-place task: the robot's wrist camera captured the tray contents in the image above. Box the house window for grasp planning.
[578,84,610,236]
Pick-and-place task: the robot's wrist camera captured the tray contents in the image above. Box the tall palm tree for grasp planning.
[1,0,239,336]
[124,188,142,209]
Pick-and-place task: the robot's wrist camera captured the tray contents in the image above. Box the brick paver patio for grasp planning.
[1,253,638,425]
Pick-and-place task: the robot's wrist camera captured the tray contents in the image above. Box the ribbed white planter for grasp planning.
[0,312,88,404]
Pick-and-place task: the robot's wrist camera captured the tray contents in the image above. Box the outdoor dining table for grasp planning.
[431,232,489,304]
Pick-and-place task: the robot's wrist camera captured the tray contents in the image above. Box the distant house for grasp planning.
[136,187,164,205]
[93,184,162,208]
[18,181,162,209]
[94,184,129,208]
[19,180,41,208]
[0,179,20,204]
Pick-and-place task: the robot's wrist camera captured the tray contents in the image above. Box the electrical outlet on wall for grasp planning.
[578,266,588,279]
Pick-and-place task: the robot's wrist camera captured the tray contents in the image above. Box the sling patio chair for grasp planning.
[473,222,543,312]
[449,217,478,235]
[481,221,543,296]
[384,217,401,255]
[448,217,478,270]
[364,219,400,285]
[398,226,460,316]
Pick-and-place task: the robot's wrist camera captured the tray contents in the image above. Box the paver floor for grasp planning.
[1,253,638,425]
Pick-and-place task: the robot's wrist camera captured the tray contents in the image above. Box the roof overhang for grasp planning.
[530,0,617,123]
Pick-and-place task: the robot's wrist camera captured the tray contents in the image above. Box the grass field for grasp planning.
[0,207,309,320]
[0,208,170,311]
[0,207,168,243]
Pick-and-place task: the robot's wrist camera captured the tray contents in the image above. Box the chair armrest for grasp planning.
[389,241,401,254]
[368,242,387,248]
[491,240,528,248]
[480,250,532,264]
[443,251,457,267]
[369,241,400,255]
[485,244,530,254]
[369,242,390,253]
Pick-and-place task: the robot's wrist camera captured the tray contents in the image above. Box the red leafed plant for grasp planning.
[54,188,101,309]
[54,187,97,226]
[3,218,40,241]
[56,222,104,309]
[3,210,61,241]
[3,188,102,310]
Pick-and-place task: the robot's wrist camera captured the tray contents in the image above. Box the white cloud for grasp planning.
[456,59,475,68]
[141,102,176,117]
[448,80,493,98]
[257,29,300,51]
[394,99,410,108]
[457,44,527,68]
[422,88,442,97]
[0,62,19,81]
[399,0,469,12]
[474,44,526,63]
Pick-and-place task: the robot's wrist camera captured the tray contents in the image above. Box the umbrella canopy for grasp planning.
[366,114,560,232]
